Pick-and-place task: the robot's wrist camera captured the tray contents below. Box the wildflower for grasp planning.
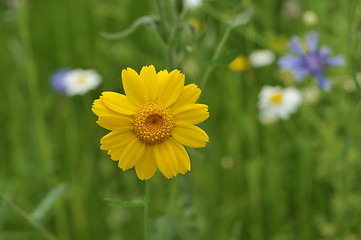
[64,69,102,96]
[249,50,275,68]
[187,18,202,34]
[270,36,289,52]
[302,11,318,26]
[51,69,102,96]
[228,56,249,72]
[259,86,302,122]
[184,0,202,9]
[278,32,344,89]
[92,65,209,180]
[51,69,70,94]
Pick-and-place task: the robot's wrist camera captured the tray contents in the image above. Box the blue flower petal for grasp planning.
[278,55,303,69]
[326,55,345,66]
[292,68,309,81]
[306,32,318,53]
[51,69,70,94]
[289,37,304,55]
[319,46,330,58]
[315,72,331,90]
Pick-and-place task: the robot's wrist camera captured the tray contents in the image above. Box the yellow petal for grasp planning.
[154,140,179,178]
[100,130,135,151]
[122,68,148,106]
[118,137,146,171]
[97,115,132,130]
[173,104,209,125]
[156,70,169,83]
[172,123,209,148]
[171,84,201,108]
[135,145,158,180]
[140,65,158,101]
[157,69,185,106]
[169,138,190,174]
[100,92,137,115]
[92,99,118,117]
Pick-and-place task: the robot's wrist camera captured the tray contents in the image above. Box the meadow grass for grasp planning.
[1,0,361,239]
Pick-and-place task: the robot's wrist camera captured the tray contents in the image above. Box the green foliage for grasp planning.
[1,0,361,240]
[104,197,148,208]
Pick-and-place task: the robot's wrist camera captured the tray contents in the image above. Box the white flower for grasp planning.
[184,0,202,9]
[302,11,318,26]
[63,69,101,96]
[249,50,275,68]
[259,86,302,121]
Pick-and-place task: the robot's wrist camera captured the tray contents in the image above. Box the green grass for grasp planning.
[1,0,361,239]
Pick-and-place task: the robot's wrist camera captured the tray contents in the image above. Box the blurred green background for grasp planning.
[1,0,361,239]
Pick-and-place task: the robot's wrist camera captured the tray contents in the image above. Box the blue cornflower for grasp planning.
[50,69,70,94]
[279,32,344,89]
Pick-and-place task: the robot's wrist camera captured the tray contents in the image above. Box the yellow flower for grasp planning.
[270,36,289,52]
[92,65,209,180]
[228,56,249,72]
[187,18,202,34]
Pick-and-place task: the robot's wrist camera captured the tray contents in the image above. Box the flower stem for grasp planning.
[156,179,178,240]
[18,0,53,175]
[200,24,233,89]
[0,194,58,240]
[143,181,151,240]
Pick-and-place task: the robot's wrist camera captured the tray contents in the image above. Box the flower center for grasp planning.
[76,75,87,85]
[304,54,324,73]
[270,92,283,104]
[133,101,174,144]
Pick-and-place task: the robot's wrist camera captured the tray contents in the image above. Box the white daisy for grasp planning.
[64,69,102,96]
[302,11,318,26]
[259,86,302,122]
[184,0,202,9]
[249,50,275,68]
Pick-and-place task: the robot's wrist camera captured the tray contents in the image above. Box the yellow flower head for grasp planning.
[228,56,249,72]
[92,65,209,180]
[187,18,202,34]
[270,36,289,52]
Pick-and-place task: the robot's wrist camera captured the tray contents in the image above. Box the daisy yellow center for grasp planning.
[76,75,87,85]
[270,92,283,104]
[133,101,174,144]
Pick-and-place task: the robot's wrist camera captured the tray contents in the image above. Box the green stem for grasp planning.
[18,0,52,174]
[156,0,168,41]
[202,3,267,47]
[157,180,178,240]
[200,25,233,88]
[143,181,151,240]
[0,194,58,240]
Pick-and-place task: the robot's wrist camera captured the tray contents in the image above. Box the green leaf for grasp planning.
[105,197,148,208]
[30,183,66,222]
[208,50,241,67]
[230,8,253,28]
[100,15,159,40]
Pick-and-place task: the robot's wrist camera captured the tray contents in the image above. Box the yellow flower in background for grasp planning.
[270,36,289,52]
[228,56,249,72]
[92,65,209,180]
[187,18,202,34]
